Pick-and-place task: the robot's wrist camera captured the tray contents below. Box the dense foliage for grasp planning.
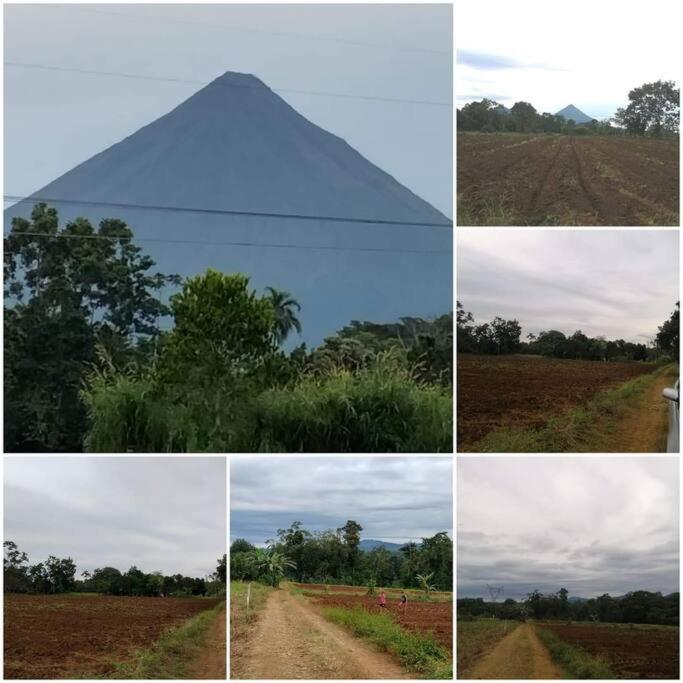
[457,587,679,627]
[230,521,452,591]
[3,541,226,597]
[457,81,679,137]
[457,301,677,362]
[5,204,452,453]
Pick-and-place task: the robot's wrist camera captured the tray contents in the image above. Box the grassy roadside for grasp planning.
[535,626,614,679]
[322,606,452,679]
[230,581,273,676]
[456,619,518,677]
[100,600,225,679]
[467,364,677,453]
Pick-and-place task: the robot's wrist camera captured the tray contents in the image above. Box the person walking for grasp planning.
[399,591,408,614]
[378,590,387,609]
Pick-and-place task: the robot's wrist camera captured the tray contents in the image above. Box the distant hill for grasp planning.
[359,539,404,552]
[555,104,594,124]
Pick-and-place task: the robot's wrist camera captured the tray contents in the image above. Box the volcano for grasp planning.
[555,104,593,124]
[4,71,452,345]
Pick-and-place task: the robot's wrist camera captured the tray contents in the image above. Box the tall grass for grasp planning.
[101,601,224,679]
[535,626,614,679]
[323,606,452,679]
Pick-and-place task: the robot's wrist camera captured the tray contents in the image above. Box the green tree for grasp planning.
[4,203,177,452]
[656,303,680,358]
[510,101,538,133]
[614,80,680,136]
[265,287,302,345]
[3,541,30,593]
[416,572,437,596]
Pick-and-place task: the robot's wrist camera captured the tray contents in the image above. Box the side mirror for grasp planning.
[662,387,679,403]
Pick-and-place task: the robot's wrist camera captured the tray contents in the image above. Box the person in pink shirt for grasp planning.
[378,590,387,609]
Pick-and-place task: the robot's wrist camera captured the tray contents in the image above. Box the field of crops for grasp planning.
[457,354,657,449]
[4,594,222,679]
[303,585,452,650]
[539,622,679,679]
[457,133,679,225]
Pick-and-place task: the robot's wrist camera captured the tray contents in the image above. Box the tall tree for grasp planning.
[614,80,680,136]
[265,287,302,344]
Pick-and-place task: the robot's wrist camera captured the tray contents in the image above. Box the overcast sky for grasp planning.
[457,230,679,343]
[4,4,452,215]
[231,457,452,546]
[4,457,226,577]
[458,457,679,600]
[456,0,681,119]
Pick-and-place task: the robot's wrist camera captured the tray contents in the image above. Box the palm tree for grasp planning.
[265,287,302,344]
[416,572,437,596]
[246,549,296,588]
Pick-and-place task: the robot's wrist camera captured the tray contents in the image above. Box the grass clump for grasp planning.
[323,606,451,679]
[101,601,224,679]
[535,626,614,679]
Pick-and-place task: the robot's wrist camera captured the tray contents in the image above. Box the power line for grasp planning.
[51,5,451,56]
[5,62,452,108]
[4,230,451,256]
[4,195,453,229]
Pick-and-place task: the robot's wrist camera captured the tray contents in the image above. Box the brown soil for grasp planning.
[540,623,679,679]
[232,589,412,679]
[3,594,222,679]
[457,354,657,448]
[186,608,226,679]
[463,623,563,679]
[457,134,679,225]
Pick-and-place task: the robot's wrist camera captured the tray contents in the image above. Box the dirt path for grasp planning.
[609,368,675,453]
[466,623,563,679]
[186,608,226,679]
[234,589,411,679]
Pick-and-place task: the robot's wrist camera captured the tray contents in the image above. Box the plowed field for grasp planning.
[457,355,657,449]
[4,594,222,679]
[307,592,452,650]
[539,623,679,679]
[457,134,679,225]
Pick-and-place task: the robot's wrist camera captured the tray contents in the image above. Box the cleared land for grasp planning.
[457,134,679,225]
[539,622,679,679]
[457,620,518,676]
[4,594,222,679]
[457,355,666,451]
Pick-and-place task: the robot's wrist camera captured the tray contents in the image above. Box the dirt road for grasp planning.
[234,589,410,679]
[465,623,563,679]
[609,368,675,452]
[186,608,227,679]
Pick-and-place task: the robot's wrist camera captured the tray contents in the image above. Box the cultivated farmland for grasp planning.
[457,134,679,225]
[457,355,666,451]
[538,622,679,679]
[4,594,222,679]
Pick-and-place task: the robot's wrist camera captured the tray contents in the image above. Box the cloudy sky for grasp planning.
[231,457,452,545]
[4,457,226,577]
[4,4,451,215]
[457,230,679,343]
[456,0,681,119]
[458,457,679,599]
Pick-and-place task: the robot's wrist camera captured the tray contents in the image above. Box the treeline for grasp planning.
[5,204,452,454]
[3,541,226,597]
[457,80,679,137]
[456,302,679,362]
[230,520,452,591]
[458,587,679,627]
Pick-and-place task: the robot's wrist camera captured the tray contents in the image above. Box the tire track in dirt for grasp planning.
[527,137,565,217]
[233,589,411,679]
[186,607,226,679]
[463,623,563,680]
[569,136,603,221]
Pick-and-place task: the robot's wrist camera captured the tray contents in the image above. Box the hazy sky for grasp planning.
[4,4,452,215]
[458,457,679,599]
[231,457,452,545]
[456,0,681,119]
[4,457,226,577]
[457,230,679,343]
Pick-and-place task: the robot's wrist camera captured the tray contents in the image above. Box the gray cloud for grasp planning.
[457,458,679,599]
[231,457,452,545]
[457,230,679,343]
[4,457,226,577]
[457,49,565,72]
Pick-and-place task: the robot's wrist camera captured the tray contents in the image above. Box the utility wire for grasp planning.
[4,231,451,256]
[51,5,451,56]
[5,62,452,108]
[4,195,453,229]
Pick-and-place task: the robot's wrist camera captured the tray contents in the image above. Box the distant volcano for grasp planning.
[555,104,594,124]
[4,71,452,344]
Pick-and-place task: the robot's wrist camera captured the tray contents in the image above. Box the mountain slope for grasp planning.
[555,104,593,124]
[5,72,451,344]
[359,539,404,552]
